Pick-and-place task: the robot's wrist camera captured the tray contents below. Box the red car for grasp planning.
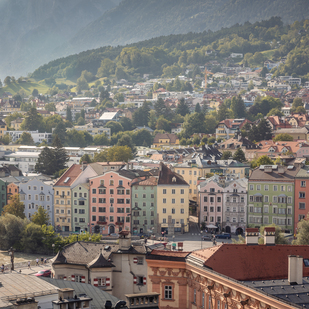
[35,269,51,277]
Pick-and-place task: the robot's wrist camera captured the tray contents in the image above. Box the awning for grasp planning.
[206,224,218,229]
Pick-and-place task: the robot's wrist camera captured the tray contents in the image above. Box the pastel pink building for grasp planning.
[89,170,143,235]
[199,177,224,231]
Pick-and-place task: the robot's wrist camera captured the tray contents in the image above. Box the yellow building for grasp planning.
[152,133,179,147]
[157,163,189,235]
[53,164,83,232]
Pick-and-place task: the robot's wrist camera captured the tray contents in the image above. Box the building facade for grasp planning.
[19,179,54,224]
[131,177,157,235]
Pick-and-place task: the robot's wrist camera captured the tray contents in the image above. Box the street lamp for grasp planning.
[52,244,55,256]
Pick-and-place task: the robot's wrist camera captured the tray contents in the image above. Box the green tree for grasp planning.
[205,114,218,134]
[79,154,92,164]
[291,97,303,114]
[17,132,35,145]
[181,112,206,138]
[35,147,56,175]
[132,129,153,146]
[119,117,134,131]
[221,151,232,160]
[4,76,11,86]
[5,112,23,127]
[258,224,288,244]
[66,106,72,122]
[13,93,22,102]
[273,133,293,142]
[76,76,88,92]
[230,95,246,119]
[45,102,56,111]
[32,89,39,97]
[257,119,272,140]
[232,148,246,162]
[20,222,44,253]
[293,213,309,244]
[31,206,50,226]
[44,114,64,133]
[176,98,190,116]
[53,122,67,145]
[2,195,25,218]
[156,116,171,132]
[217,103,229,121]
[195,103,201,113]
[105,121,123,135]
[267,108,283,117]
[52,135,69,173]
[20,108,44,131]
[251,155,273,168]
[97,58,115,77]
[133,102,150,127]
[295,106,307,114]
[93,133,109,146]
[117,134,135,151]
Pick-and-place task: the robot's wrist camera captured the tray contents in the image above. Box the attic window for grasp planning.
[172,177,176,182]
[64,177,70,183]
[304,259,309,267]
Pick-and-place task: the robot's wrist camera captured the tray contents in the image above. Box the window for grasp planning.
[99,188,106,194]
[119,180,123,186]
[193,289,196,304]
[172,208,175,214]
[181,198,184,203]
[110,216,114,222]
[281,185,285,192]
[249,185,253,190]
[210,197,214,203]
[74,192,77,197]
[210,207,214,212]
[172,189,175,194]
[181,189,184,194]
[217,206,221,212]
[257,185,261,191]
[217,197,221,203]
[273,185,278,191]
[287,197,292,204]
[92,207,96,212]
[110,198,114,204]
[299,192,306,198]
[164,286,172,299]
[163,218,166,223]
[151,194,154,198]
[92,188,96,194]
[142,194,146,198]
[163,189,166,194]
[163,208,166,213]
[126,189,130,195]
[99,207,106,212]
[92,216,96,221]
[92,197,97,203]
[273,196,278,203]
[163,198,166,203]
[172,199,175,204]
[264,185,269,191]
[264,196,269,203]
[181,208,184,214]
[301,181,306,187]
[204,196,208,202]
[99,198,106,203]
[110,180,114,186]
[110,189,114,194]
[264,206,268,213]
[299,202,306,209]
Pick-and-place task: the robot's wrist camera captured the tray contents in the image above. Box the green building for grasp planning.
[131,177,157,235]
[0,179,7,212]
[248,165,300,233]
[72,183,89,233]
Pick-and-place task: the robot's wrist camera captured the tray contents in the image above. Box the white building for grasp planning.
[4,130,53,143]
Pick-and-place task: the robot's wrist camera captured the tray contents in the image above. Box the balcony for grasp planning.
[226,202,245,206]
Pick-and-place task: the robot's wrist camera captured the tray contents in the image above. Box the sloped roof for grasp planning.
[158,163,188,186]
[87,252,114,268]
[249,165,301,181]
[54,164,83,187]
[190,244,309,281]
[153,133,178,144]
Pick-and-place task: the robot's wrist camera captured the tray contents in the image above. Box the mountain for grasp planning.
[1,0,309,80]
[0,0,121,80]
[63,0,309,56]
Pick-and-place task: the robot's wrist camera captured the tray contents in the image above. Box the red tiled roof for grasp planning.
[191,244,309,281]
[54,164,83,187]
[158,163,188,186]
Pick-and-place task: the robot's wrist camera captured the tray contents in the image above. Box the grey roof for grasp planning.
[42,278,120,309]
[243,277,309,308]
[0,274,58,308]
[53,241,147,267]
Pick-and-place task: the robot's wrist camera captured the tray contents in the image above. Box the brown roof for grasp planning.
[136,177,158,186]
[191,244,309,281]
[147,250,190,262]
[54,164,83,187]
[153,133,178,144]
[158,163,188,186]
[249,165,301,182]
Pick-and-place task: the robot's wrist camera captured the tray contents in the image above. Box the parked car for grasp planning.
[201,235,212,241]
[215,233,231,239]
[35,269,51,277]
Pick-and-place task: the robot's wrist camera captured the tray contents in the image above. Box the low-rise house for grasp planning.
[215,118,252,140]
[51,233,148,302]
[273,127,309,141]
[152,133,179,147]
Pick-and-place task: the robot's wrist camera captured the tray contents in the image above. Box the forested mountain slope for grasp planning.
[63,0,309,55]
[0,0,120,79]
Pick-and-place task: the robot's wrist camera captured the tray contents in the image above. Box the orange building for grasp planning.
[6,182,18,203]
[147,228,309,309]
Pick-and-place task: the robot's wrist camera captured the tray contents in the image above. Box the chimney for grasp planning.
[245,228,259,245]
[264,227,275,245]
[278,165,285,174]
[118,231,131,250]
[288,255,303,285]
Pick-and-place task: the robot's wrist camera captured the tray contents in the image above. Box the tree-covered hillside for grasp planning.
[64,0,309,56]
[31,17,309,82]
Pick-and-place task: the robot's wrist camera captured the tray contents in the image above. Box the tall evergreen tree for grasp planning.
[66,106,72,122]
[232,148,246,162]
[231,95,246,119]
[217,103,229,121]
[176,98,190,116]
[195,103,201,113]
[52,135,69,172]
